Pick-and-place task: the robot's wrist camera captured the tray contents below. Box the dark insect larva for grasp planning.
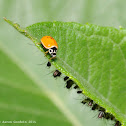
[81,100,87,104]
[64,76,69,81]
[66,80,74,89]
[92,104,99,110]
[81,98,93,106]
[47,62,51,67]
[74,85,79,89]
[104,112,115,120]
[88,100,93,106]
[115,121,121,126]
[99,107,105,112]
[81,98,89,105]
[110,115,115,120]
[77,90,82,94]
[52,69,118,125]
[98,111,105,118]
[104,112,111,120]
[53,70,61,78]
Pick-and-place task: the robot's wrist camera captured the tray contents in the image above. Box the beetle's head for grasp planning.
[49,47,57,57]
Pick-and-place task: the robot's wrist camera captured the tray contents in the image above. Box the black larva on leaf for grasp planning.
[104,112,115,120]
[81,98,93,106]
[52,71,118,125]
[99,107,105,112]
[110,115,115,120]
[47,61,51,67]
[104,112,110,120]
[88,100,93,106]
[115,121,121,126]
[66,80,74,89]
[74,85,79,89]
[98,111,105,118]
[81,99,86,104]
[77,90,82,94]
[81,99,88,105]
[53,70,61,78]
[47,64,118,125]
[64,76,69,81]
[92,104,99,110]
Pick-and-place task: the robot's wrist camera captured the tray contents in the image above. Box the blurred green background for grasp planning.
[0,0,126,126]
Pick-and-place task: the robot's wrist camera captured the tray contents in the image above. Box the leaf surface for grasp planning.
[4,18,126,125]
[0,46,72,126]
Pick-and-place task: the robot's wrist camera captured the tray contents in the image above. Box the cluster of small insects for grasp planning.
[53,70,121,126]
[47,63,121,126]
[39,36,122,126]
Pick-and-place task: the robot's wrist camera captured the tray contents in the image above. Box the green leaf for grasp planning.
[0,44,73,126]
[4,18,126,126]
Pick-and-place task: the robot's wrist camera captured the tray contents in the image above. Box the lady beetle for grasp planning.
[38,36,58,60]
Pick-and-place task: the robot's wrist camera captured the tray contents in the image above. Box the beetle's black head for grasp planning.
[49,47,57,57]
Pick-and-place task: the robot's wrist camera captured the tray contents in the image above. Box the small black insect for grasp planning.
[53,70,61,78]
[88,100,93,106]
[64,76,69,81]
[66,80,74,89]
[81,98,88,105]
[92,104,98,110]
[115,121,121,126]
[81,100,86,104]
[77,90,82,94]
[98,111,105,118]
[81,98,93,106]
[99,107,105,112]
[110,115,115,120]
[104,112,111,120]
[104,112,115,120]
[74,85,79,89]
[47,62,51,67]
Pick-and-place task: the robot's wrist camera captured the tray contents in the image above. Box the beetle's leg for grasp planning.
[49,57,56,61]
[45,50,49,56]
[37,42,41,45]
